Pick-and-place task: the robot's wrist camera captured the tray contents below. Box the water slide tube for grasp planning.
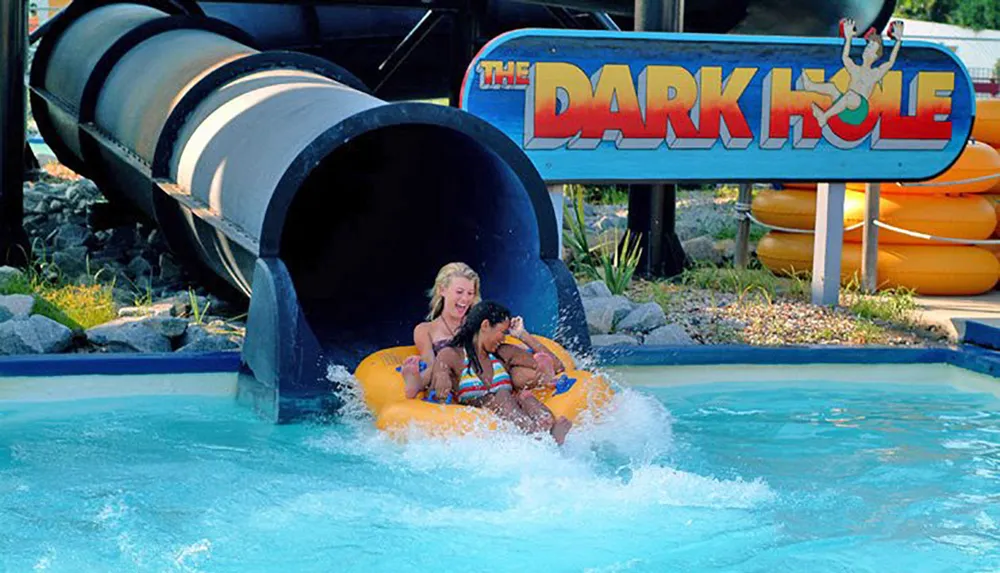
[753,142,1000,294]
[28,0,589,422]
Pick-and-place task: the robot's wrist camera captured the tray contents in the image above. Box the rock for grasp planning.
[53,224,90,250]
[66,180,99,203]
[158,253,183,283]
[52,246,89,278]
[176,324,239,352]
[0,315,73,354]
[617,302,668,333]
[682,235,717,264]
[143,316,188,339]
[0,307,13,323]
[714,239,736,261]
[593,214,626,232]
[0,294,35,318]
[118,302,175,318]
[643,324,696,345]
[127,255,153,279]
[579,280,613,299]
[583,295,633,335]
[0,266,25,291]
[86,317,172,353]
[159,293,210,318]
[590,333,641,346]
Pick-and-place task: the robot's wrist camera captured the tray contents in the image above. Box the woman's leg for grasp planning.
[400,356,425,399]
[485,390,572,445]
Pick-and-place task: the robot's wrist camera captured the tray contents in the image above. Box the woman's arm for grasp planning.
[509,317,565,374]
[496,343,553,390]
[412,322,436,384]
[428,347,461,402]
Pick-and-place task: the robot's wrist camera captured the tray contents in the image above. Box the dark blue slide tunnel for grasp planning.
[28,0,590,422]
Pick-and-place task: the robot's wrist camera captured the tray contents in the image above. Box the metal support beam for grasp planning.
[0,0,31,267]
[590,11,620,31]
[811,182,846,306]
[734,183,752,269]
[448,1,481,107]
[375,9,445,94]
[627,0,686,277]
[861,182,880,294]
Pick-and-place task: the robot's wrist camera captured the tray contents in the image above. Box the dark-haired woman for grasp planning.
[427,301,573,445]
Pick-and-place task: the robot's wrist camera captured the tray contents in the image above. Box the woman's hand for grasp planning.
[510,316,528,340]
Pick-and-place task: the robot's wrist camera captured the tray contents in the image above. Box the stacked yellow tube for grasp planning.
[752,101,1000,296]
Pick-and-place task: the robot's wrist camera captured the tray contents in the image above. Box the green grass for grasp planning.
[629,279,681,313]
[568,184,629,206]
[1,270,117,330]
[678,263,785,300]
[0,243,122,331]
[842,280,917,326]
[712,225,767,243]
[42,284,117,329]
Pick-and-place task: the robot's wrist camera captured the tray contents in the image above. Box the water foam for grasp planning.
[311,363,775,522]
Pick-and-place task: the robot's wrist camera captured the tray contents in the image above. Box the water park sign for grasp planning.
[459,23,975,183]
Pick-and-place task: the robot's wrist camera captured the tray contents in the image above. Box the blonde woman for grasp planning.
[401,262,481,398]
[401,262,561,400]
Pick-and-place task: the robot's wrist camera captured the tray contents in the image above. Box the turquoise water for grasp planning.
[2,370,999,572]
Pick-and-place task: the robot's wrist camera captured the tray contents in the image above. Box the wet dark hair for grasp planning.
[446,300,512,375]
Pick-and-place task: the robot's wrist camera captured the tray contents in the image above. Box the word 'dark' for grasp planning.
[461,30,974,183]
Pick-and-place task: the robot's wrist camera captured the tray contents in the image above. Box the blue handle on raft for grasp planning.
[553,374,576,395]
[395,360,429,373]
[423,390,453,404]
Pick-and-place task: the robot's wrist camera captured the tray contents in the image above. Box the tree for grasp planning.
[895,0,1000,30]
[949,0,1000,30]
[894,0,957,22]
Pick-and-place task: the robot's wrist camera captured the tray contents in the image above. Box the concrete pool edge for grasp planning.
[0,351,241,376]
[0,344,996,376]
[591,344,1000,379]
[0,344,998,402]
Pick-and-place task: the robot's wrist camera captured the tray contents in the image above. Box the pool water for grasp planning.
[2,365,999,572]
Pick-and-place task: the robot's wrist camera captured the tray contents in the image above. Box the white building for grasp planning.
[896,18,1000,95]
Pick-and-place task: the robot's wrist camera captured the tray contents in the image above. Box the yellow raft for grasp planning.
[846,141,1000,196]
[973,99,1000,149]
[751,188,997,245]
[354,336,615,439]
[756,232,1000,295]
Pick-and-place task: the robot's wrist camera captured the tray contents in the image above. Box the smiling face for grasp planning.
[439,277,477,321]
[477,318,511,352]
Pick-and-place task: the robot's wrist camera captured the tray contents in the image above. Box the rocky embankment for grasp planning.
[0,170,245,355]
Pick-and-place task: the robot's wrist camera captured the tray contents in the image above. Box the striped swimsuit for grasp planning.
[455,353,513,404]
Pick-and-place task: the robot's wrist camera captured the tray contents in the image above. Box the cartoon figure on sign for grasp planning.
[802,19,904,128]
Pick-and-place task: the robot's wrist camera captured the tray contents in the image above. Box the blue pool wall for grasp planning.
[2,342,1000,387]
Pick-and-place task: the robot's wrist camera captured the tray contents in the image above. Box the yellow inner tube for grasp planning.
[973,99,1000,149]
[354,336,615,439]
[846,141,1000,196]
[756,231,1000,296]
[751,188,997,245]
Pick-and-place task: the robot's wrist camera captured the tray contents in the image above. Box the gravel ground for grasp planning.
[627,279,949,346]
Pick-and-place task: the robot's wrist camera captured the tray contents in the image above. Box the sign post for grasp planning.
[812,182,847,305]
[459,24,974,304]
[0,0,31,267]
[628,0,686,277]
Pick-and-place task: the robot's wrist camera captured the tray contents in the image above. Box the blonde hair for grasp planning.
[426,262,481,320]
